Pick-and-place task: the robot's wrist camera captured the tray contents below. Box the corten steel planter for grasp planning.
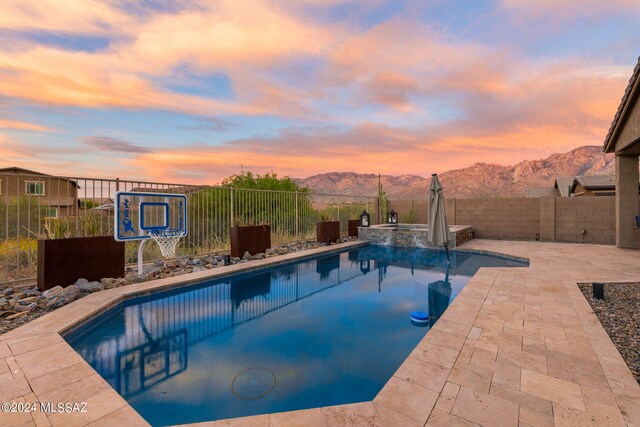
[37,236,125,291]
[317,221,340,243]
[348,219,360,237]
[230,224,271,258]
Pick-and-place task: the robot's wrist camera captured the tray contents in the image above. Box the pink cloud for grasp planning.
[0,120,54,132]
[0,0,134,35]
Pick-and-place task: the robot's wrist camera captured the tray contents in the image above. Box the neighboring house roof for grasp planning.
[526,187,559,198]
[0,166,80,188]
[130,185,208,194]
[554,176,575,197]
[571,175,616,193]
[604,57,640,153]
[80,197,113,204]
[0,166,49,175]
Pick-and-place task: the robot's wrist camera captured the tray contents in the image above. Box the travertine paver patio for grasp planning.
[1,239,639,426]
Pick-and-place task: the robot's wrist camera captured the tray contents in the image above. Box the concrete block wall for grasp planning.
[388,196,620,245]
[555,197,616,244]
[455,198,541,240]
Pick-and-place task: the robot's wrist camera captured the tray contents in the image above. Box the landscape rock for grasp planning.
[101,278,119,289]
[48,285,80,308]
[6,311,27,320]
[18,297,37,305]
[42,286,63,299]
[131,275,148,284]
[145,266,163,276]
[77,281,104,293]
[14,304,32,313]
[579,282,640,383]
[276,247,289,255]
[3,288,14,295]
[242,251,252,260]
[125,272,138,282]
[74,278,89,287]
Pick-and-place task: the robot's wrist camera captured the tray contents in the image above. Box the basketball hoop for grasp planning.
[148,229,186,258]
[114,191,188,276]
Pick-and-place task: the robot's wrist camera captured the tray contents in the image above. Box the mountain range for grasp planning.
[293,146,614,199]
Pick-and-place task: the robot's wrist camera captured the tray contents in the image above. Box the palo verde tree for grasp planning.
[187,171,313,248]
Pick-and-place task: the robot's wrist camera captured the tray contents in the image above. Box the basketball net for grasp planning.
[149,230,186,258]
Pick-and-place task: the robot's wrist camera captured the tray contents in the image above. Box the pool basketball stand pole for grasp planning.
[137,239,147,277]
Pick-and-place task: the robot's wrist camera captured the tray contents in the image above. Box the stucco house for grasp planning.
[603,57,640,248]
[0,166,79,217]
[526,175,602,198]
[569,175,617,197]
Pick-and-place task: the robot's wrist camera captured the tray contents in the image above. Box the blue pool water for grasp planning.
[65,246,527,426]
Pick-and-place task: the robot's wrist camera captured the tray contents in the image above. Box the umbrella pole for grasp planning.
[445,244,450,265]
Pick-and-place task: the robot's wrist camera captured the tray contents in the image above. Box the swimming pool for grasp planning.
[65,246,527,426]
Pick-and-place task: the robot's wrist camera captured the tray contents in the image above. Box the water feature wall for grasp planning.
[358,224,473,248]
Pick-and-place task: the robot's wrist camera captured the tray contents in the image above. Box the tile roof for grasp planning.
[574,175,616,190]
[554,176,575,197]
[604,57,640,153]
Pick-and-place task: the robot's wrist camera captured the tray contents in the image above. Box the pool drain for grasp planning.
[231,367,276,400]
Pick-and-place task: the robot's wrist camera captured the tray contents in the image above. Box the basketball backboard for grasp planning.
[114,191,187,242]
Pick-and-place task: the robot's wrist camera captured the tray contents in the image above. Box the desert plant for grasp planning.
[319,213,334,222]
[26,213,112,240]
[378,174,388,222]
[401,199,415,224]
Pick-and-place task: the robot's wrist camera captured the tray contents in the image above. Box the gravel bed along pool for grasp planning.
[578,282,640,383]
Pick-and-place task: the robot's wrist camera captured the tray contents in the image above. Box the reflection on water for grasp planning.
[117,328,188,397]
[65,246,526,426]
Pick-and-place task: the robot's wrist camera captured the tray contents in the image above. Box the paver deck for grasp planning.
[1,240,639,426]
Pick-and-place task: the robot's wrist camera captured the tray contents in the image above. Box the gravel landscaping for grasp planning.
[578,282,640,383]
[0,237,357,336]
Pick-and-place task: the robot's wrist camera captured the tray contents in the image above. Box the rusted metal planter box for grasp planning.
[37,236,125,291]
[230,225,271,257]
[317,221,340,243]
[348,219,360,237]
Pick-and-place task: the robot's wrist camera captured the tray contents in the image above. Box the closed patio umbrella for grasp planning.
[428,173,451,262]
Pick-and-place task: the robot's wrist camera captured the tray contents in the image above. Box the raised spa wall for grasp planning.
[358,224,473,248]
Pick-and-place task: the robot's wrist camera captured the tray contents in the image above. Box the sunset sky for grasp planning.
[1,0,639,183]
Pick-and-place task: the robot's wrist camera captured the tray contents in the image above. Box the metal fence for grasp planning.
[0,172,377,286]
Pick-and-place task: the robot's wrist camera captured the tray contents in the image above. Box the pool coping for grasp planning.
[1,239,639,426]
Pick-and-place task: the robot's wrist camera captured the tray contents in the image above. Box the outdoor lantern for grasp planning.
[360,210,370,227]
[387,209,398,224]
